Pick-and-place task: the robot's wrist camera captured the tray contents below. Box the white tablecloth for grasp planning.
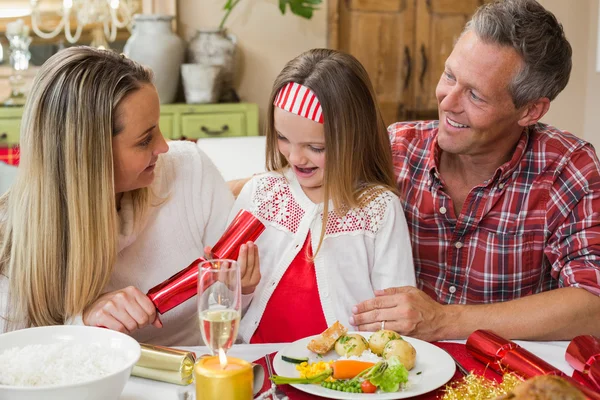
[120,340,572,399]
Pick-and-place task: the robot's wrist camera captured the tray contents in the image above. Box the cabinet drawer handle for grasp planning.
[201,125,229,136]
[0,133,7,141]
[419,43,428,89]
[403,46,412,90]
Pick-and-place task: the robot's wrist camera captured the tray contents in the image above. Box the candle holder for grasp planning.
[194,352,254,400]
[3,19,32,107]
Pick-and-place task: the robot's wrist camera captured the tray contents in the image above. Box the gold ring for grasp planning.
[381,320,385,330]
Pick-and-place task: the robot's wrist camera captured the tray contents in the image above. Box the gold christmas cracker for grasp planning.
[132,343,196,385]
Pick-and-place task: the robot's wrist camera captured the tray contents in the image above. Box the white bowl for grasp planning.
[0,325,141,400]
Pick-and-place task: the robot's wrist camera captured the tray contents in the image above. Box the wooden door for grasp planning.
[328,0,415,127]
[413,0,492,113]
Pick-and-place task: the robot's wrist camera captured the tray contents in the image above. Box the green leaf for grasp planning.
[222,0,321,29]
[369,356,409,393]
[278,0,322,19]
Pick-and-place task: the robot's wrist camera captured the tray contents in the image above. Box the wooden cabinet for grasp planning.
[328,0,493,126]
[0,103,260,146]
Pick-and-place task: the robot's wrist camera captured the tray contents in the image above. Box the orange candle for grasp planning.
[195,351,254,400]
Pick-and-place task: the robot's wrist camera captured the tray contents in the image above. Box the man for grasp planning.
[350,0,600,341]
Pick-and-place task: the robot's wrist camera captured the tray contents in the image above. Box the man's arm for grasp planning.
[351,286,600,341]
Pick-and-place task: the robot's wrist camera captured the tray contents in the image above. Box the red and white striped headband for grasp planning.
[273,82,324,124]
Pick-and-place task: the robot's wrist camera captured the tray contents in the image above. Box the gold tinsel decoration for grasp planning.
[441,372,522,400]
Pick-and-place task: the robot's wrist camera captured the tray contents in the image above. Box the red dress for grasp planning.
[250,234,328,343]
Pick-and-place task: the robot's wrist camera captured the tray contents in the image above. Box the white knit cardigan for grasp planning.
[232,169,416,343]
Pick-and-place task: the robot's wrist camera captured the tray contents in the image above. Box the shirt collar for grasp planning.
[427,126,530,187]
[496,126,530,182]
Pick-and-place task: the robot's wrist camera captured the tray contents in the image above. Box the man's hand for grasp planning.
[349,286,451,341]
[83,286,162,334]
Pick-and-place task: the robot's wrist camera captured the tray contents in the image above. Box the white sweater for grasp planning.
[232,169,416,343]
[0,141,234,346]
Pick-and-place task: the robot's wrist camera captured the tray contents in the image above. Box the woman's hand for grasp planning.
[204,241,261,295]
[82,286,162,334]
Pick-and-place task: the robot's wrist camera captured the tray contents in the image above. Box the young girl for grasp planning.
[231,48,416,344]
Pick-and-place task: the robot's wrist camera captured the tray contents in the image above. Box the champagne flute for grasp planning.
[197,259,241,354]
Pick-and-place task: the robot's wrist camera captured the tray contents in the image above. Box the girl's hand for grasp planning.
[82,286,162,334]
[237,242,261,295]
[204,243,261,295]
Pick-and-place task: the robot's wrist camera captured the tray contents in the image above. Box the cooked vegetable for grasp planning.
[382,339,416,370]
[368,330,402,355]
[365,356,409,392]
[271,369,331,385]
[271,355,409,393]
[321,380,362,393]
[331,360,375,380]
[335,334,368,357]
[282,355,309,364]
[361,380,377,393]
[296,360,333,380]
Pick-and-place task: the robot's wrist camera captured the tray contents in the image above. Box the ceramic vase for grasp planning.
[187,29,237,102]
[124,14,184,104]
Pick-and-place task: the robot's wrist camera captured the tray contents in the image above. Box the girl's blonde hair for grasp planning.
[265,48,397,254]
[0,46,153,331]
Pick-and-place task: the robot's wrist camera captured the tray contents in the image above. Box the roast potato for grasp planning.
[382,339,416,370]
[368,330,402,356]
[335,334,369,357]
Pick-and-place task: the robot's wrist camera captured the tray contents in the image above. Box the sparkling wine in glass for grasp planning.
[197,259,241,354]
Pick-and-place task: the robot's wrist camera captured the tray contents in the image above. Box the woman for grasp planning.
[0,47,257,346]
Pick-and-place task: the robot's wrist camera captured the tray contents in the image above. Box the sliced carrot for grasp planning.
[331,360,375,380]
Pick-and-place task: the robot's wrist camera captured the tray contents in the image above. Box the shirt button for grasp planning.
[439,206,447,215]
[271,281,276,286]
[254,320,258,325]
[449,286,456,294]
[454,242,463,249]
[498,182,505,189]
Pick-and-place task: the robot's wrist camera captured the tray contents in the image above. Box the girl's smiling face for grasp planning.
[274,107,326,203]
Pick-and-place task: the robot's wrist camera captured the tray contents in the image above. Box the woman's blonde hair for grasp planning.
[0,46,153,331]
[265,48,397,255]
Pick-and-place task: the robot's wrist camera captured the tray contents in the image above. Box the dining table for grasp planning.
[119,339,574,400]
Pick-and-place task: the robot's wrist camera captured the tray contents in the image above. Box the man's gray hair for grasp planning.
[465,0,572,108]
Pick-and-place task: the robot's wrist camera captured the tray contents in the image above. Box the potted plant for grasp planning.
[187,0,323,102]
[219,0,322,30]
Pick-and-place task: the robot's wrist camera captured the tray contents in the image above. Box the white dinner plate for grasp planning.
[273,332,456,399]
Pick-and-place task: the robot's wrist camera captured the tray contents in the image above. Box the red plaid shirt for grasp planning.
[0,146,19,166]
[390,121,600,304]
